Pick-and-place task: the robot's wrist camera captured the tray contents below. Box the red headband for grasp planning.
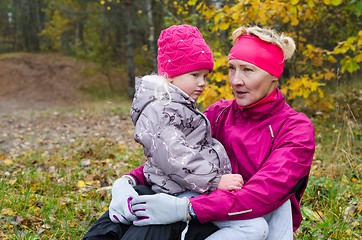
[228,35,285,78]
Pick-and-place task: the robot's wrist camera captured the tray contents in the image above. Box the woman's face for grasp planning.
[228,59,278,107]
[169,69,209,100]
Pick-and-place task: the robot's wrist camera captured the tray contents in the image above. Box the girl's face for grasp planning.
[228,59,278,107]
[169,69,209,100]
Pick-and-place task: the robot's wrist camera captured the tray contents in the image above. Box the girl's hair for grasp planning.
[231,26,296,60]
[143,74,172,106]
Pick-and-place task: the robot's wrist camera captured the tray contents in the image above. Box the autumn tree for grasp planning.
[0,0,46,52]
[167,0,361,114]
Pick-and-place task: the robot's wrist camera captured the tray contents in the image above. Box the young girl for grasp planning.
[129,25,243,197]
[110,24,244,236]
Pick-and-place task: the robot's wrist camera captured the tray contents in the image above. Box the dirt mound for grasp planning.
[0,53,101,114]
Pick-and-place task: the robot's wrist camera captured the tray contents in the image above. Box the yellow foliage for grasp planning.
[214,12,224,23]
[223,5,231,14]
[341,56,360,73]
[212,72,226,83]
[198,85,220,108]
[355,51,362,62]
[196,2,204,11]
[281,75,328,101]
[307,0,315,7]
[290,17,299,26]
[213,53,228,69]
[331,0,343,6]
[219,22,230,31]
[181,0,358,112]
[187,0,197,5]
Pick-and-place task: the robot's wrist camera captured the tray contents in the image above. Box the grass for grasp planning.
[0,140,145,239]
[0,104,145,239]
[0,89,361,239]
[294,78,361,239]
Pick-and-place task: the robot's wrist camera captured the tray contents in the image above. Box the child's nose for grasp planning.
[198,77,206,87]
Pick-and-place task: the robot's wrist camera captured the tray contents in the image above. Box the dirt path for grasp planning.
[0,106,135,158]
[0,52,104,115]
[0,53,135,157]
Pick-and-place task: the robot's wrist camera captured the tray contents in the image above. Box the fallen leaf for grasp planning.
[10,215,24,225]
[1,208,15,216]
[77,180,86,188]
[35,199,43,207]
[81,159,91,166]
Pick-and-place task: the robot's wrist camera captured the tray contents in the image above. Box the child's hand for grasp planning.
[217,174,244,190]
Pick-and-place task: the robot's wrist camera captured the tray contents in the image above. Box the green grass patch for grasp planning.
[295,77,361,239]
[0,140,145,239]
[0,103,145,239]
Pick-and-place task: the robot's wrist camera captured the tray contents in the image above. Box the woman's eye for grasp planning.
[192,73,198,77]
[229,66,235,70]
[245,68,253,72]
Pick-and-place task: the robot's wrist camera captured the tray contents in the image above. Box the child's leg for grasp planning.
[205,217,269,240]
[177,191,200,198]
[263,199,293,240]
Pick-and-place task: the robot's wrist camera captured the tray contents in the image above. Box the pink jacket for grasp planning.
[128,88,315,231]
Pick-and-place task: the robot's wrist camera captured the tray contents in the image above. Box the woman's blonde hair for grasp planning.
[231,26,296,60]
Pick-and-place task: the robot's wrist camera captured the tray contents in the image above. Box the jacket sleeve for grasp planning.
[190,115,315,223]
[134,104,222,194]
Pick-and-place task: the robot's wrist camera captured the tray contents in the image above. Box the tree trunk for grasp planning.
[35,0,42,50]
[22,0,31,50]
[14,0,20,51]
[146,0,157,72]
[126,0,135,99]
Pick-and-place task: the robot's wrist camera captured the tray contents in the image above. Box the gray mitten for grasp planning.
[131,193,188,226]
[109,176,139,224]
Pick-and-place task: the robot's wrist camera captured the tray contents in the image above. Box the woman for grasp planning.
[84,25,315,240]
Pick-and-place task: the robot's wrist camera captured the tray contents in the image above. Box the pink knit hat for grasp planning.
[157,25,214,78]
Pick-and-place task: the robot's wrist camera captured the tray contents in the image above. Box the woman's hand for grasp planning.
[217,174,244,190]
[108,176,139,224]
[131,193,188,226]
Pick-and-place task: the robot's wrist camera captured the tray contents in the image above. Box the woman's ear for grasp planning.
[270,75,279,89]
[269,74,279,83]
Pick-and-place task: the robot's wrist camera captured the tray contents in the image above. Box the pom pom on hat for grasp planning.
[157,25,214,78]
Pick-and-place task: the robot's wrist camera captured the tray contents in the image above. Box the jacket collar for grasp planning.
[233,87,285,120]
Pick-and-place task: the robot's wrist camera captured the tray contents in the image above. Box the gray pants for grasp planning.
[178,191,293,240]
[206,200,293,240]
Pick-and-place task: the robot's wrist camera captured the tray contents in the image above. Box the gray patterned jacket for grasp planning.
[130,75,231,195]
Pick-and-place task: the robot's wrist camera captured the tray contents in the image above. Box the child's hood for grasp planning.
[130,75,195,125]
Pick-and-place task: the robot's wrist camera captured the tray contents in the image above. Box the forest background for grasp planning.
[0,0,361,239]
